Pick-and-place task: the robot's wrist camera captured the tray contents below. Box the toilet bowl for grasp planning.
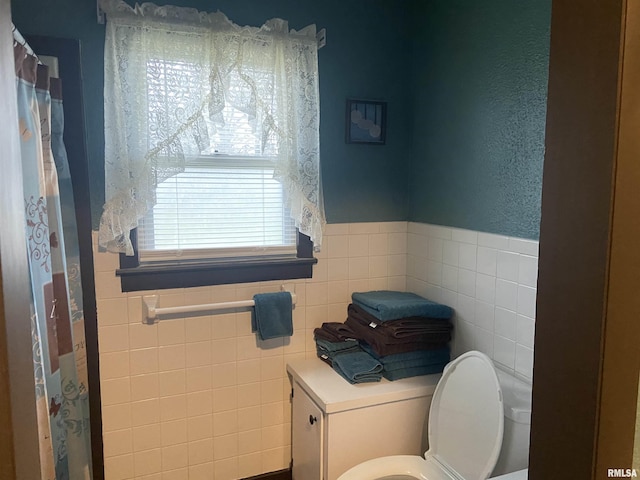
[337,351,505,480]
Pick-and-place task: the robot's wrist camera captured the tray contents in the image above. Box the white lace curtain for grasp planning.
[98,0,326,255]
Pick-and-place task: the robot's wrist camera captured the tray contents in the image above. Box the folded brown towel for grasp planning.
[313,322,358,343]
[347,304,452,344]
[345,316,451,356]
[376,319,452,337]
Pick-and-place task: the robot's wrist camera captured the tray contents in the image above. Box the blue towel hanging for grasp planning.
[251,291,293,340]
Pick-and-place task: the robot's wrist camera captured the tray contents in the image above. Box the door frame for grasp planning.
[530,0,640,477]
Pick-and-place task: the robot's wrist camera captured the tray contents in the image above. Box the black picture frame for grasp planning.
[345,99,387,145]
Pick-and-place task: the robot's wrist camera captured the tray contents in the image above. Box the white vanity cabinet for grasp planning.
[287,358,440,480]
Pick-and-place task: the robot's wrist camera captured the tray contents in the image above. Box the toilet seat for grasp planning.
[336,455,459,480]
[338,351,504,480]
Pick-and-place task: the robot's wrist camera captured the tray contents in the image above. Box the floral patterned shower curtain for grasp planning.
[14,41,92,480]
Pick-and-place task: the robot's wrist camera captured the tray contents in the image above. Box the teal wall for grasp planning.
[12,0,551,239]
[11,0,413,227]
[408,0,551,240]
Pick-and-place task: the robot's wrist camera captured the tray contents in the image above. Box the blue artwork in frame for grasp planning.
[346,99,387,145]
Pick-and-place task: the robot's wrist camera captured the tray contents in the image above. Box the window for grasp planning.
[136,58,298,266]
[100,9,325,292]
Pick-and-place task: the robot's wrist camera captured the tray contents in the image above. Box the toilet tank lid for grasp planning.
[495,367,532,424]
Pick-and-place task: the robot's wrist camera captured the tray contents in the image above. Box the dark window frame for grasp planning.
[117,229,317,292]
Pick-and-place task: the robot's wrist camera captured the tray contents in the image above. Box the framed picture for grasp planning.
[346,99,387,145]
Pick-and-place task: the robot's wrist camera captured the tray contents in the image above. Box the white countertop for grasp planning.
[287,357,440,414]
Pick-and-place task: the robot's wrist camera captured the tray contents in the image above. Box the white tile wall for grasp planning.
[93,221,408,480]
[94,220,537,479]
[406,222,538,382]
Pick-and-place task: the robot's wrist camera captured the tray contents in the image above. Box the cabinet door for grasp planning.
[325,396,432,480]
[292,382,324,480]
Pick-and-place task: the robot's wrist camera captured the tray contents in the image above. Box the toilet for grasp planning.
[338,351,531,480]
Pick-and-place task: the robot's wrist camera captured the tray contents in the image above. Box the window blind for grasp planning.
[138,156,297,263]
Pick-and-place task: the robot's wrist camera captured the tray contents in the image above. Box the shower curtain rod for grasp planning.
[12,23,38,60]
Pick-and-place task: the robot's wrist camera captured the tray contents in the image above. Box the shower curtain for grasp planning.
[14,41,92,480]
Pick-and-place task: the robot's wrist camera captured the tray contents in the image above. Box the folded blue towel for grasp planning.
[251,292,293,340]
[352,291,453,321]
[315,339,361,369]
[316,338,360,354]
[316,345,361,363]
[382,362,448,381]
[360,343,450,366]
[331,350,383,384]
[382,357,446,369]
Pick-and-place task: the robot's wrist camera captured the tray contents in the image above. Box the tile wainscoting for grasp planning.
[93,221,537,479]
[405,222,538,382]
[92,222,408,480]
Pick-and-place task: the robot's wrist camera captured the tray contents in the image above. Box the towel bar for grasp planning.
[142,284,296,324]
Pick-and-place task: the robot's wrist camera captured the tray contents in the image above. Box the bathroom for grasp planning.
[2,0,638,479]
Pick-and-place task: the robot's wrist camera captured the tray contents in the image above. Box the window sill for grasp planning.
[116,256,317,292]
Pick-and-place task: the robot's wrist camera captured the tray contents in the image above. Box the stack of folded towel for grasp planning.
[360,343,450,381]
[346,291,454,381]
[314,323,383,384]
[345,304,451,355]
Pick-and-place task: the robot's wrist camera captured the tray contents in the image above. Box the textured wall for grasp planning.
[408,0,551,240]
[11,0,413,227]
[12,0,552,237]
